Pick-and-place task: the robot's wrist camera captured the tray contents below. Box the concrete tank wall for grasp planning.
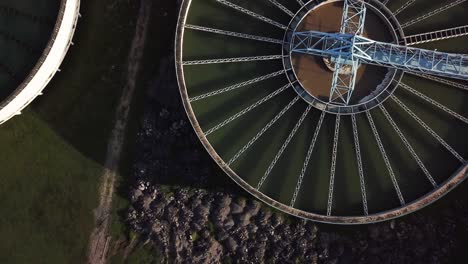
[0,0,80,124]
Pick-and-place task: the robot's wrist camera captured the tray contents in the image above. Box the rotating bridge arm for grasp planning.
[328,0,367,105]
[290,0,468,107]
[291,31,468,81]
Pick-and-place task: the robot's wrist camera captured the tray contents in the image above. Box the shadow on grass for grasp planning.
[31,0,140,165]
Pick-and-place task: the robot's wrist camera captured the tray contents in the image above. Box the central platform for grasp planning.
[283,0,406,114]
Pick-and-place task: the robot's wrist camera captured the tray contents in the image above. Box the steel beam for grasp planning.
[399,82,468,124]
[290,111,326,207]
[393,0,417,16]
[267,0,294,17]
[257,105,312,190]
[228,96,300,165]
[391,95,465,163]
[327,115,341,216]
[401,0,467,29]
[190,70,285,102]
[379,104,437,187]
[205,83,291,136]
[185,24,283,44]
[408,72,468,91]
[183,55,284,65]
[367,111,406,206]
[296,0,305,6]
[351,114,369,215]
[404,25,468,46]
[215,0,288,30]
[381,0,390,5]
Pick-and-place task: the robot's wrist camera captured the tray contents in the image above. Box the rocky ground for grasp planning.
[124,53,468,263]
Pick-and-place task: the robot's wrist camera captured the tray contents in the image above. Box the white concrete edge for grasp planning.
[0,0,80,125]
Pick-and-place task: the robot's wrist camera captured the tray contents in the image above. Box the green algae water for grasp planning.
[180,0,468,221]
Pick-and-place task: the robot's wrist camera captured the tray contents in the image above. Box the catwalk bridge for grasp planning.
[291,32,468,81]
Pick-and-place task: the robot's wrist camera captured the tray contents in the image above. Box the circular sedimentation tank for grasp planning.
[176,0,468,224]
[0,0,80,124]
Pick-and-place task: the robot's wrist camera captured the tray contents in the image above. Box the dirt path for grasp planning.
[87,1,152,263]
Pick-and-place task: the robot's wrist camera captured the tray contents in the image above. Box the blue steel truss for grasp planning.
[291,31,468,81]
[328,0,367,105]
[339,0,366,35]
[291,0,468,106]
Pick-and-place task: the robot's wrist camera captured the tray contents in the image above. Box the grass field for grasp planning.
[0,0,139,262]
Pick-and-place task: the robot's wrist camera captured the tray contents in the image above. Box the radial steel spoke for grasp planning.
[182,55,284,65]
[379,105,437,187]
[381,0,390,5]
[393,0,417,16]
[327,115,341,216]
[228,96,300,165]
[190,70,285,102]
[296,0,305,6]
[215,0,288,30]
[290,111,326,207]
[266,0,294,17]
[184,24,283,44]
[366,111,406,206]
[391,95,465,163]
[408,72,468,91]
[404,25,468,46]
[401,0,467,29]
[351,114,369,215]
[257,105,312,190]
[399,82,468,124]
[205,83,291,136]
